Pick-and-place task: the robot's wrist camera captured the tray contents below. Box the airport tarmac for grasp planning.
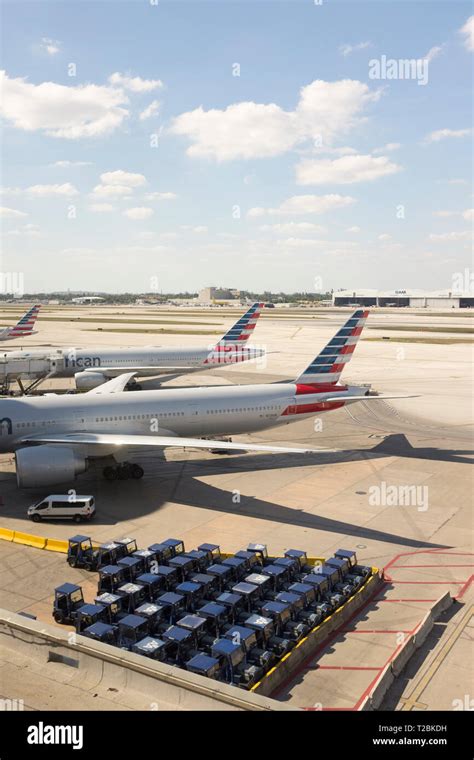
[0,305,472,709]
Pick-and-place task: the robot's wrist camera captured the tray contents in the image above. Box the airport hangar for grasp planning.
[332,289,474,308]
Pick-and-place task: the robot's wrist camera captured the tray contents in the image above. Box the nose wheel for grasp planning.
[103,463,144,481]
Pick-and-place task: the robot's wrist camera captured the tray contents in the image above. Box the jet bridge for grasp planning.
[0,351,65,395]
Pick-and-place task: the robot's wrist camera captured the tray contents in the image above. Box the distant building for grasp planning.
[332,289,474,308]
[71,296,105,304]
[198,287,240,302]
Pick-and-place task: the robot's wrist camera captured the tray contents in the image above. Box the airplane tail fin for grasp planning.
[213,302,265,347]
[8,304,41,338]
[295,309,369,385]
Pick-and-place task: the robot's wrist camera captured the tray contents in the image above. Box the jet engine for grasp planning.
[15,446,87,488]
[74,370,107,391]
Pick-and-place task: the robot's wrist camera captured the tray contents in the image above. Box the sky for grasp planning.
[0,0,473,294]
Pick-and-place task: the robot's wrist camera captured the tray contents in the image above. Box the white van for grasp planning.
[27,495,95,523]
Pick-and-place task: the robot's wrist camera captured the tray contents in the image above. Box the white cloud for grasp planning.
[0,70,129,139]
[248,194,356,217]
[277,237,324,248]
[276,238,359,251]
[6,223,40,237]
[459,16,474,52]
[378,233,392,241]
[145,192,177,201]
[373,142,401,154]
[423,45,444,63]
[91,184,133,198]
[52,160,92,167]
[90,170,146,200]
[124,207,154,220]
[2,182,79,197]
[108,72,163,92]
[259,222,326,234]
[41,37,61,55]
[139,100,160,120]
[296,154,401,185]
[433,208,473,220]
[347,225,361,232]
[26,182,79,198]
[424,128,471,143]
[0,206,27,218]
[100,170,146,187]
[313,146,359,156]
[429,231,472,242]
[193,226,208,233]
[89,203,114,213]
[170,79,381,161]
[339,41,372,57]
[26,183,78,197]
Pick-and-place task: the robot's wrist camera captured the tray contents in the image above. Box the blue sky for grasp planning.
[0,0,472,293]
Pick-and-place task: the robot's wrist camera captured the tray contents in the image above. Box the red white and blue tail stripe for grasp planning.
[3,304,41,339]
[296,309,369,385]
[214,302,265,347]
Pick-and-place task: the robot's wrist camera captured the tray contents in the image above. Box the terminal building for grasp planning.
[332,289,474,309]
[198,286,240,303]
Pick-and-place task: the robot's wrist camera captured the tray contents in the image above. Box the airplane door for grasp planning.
[186,403,200,424]
[71,410,87,431]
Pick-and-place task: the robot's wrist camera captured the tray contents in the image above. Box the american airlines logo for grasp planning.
[0,417,12,435]
[64,356,101,369]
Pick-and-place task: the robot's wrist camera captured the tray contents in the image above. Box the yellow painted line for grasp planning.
[400,604,474,711]
[0,529,328,565]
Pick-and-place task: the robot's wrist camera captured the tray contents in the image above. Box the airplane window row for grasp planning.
[205,405,277,414]
[94,412,185,422]
[15,420,58,428]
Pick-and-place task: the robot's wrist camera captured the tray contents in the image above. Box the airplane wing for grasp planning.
[18,431,337,455]
[86,373,138,394]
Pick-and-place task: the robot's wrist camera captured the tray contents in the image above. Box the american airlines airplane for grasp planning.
[5,302,266,391]
[0,310,414,488]
[0,305,41,342]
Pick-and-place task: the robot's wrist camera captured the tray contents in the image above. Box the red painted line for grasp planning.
[298,549,471,711]
[270,577,385,700]
[386,580,465,585]
[389,564,474,568]
[352,615,422,711]
[455,575,474,600]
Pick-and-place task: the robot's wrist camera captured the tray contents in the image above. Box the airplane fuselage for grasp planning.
[4,344,265,378]
[0,382,366,454]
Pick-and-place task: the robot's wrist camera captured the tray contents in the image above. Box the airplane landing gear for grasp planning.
[102,463,144,481]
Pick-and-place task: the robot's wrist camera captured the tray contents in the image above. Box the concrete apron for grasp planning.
[253,572,384,697]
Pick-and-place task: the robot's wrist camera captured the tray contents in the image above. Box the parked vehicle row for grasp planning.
[53,538,372,689]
